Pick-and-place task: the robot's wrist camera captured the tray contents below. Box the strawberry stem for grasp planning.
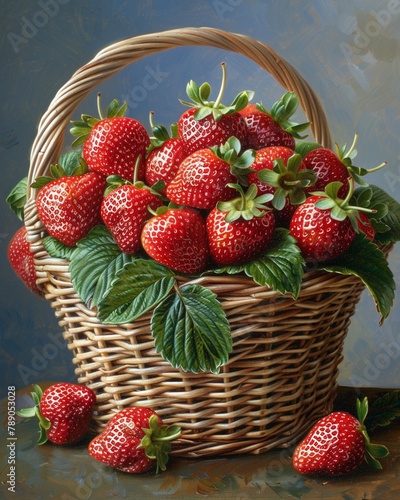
[96,92,105,120]
[214,62,227,109]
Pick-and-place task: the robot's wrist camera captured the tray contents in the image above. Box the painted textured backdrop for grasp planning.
[1,0,399,398]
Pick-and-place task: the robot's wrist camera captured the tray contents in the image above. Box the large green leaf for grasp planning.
[43,235,76,261]
[69,225,132,305]
[212,228,304,298]
[151,284,232,374]
[97,259,175,324]
[366,390,400,430]
[361,184,400,244]
[320,233,395,323]
[6,177,28,221]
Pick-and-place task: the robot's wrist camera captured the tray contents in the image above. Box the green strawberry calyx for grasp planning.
[30,157,89,190]
[257,91,309,139]
[103,155,166,199]
[16,384,51,445]
[312,179,387,232]
[217,183,273,223]
[138,414,181,474]
[210,136,255,184]
[335,134,387,186]
[147,111,179,153]
[257,153,317,210]
[179,62,254,121]
[70,93,127,147]
[356,397,389,469]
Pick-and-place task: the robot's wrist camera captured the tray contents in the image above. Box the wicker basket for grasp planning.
[24,27,368,457]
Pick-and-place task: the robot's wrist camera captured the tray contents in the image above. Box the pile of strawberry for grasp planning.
[17,63,391,276]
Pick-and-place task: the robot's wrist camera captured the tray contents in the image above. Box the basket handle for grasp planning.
[24,27,331,233]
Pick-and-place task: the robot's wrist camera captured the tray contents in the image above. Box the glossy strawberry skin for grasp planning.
[83,117,150,180]
[8,226,43,296]
[40,383,96,445]
[239,103,295,150]
[207,207,275,266]
[36,172,106,247]
[292,411,365,476]
[145,138,187,194]
[141,208,210,274]
[178,107,247,155]
[101,185,163,254]
[88,407,162,474]
[303,147,349,197]
[166,148,237,210]
[289,195,356,262]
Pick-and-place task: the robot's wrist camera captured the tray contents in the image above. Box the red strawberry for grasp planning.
[145,114,187,193]
[141,207,209,274]
[8,226,43,296]
[35,171,106,247]
[248,147,316,226]
[292,398,389,476]
[289,185,358,262]
[88,407,181,474]
[239,92,309,150]
[207,184,275,266]
[357,211,376,241]
[302,136,387,198]
[101,176,163,254]
[302,147,350,198]
[177,63,251,155]
[17,383,96,445]
[166,137,255,210]
[70,97,150,180]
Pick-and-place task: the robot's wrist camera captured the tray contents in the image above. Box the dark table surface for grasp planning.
[1,384,399,499]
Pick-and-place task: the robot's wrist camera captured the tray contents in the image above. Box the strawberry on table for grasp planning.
[177,62,251,155]
[166,136,255,210]
[207,183,275,266]
[101,175,164,254]
[292,397,389,476]
[141,206,210,275]
[70,96,150,181]
[17,383,96,445]
[33,165,106,247]
[8,226,43,297]
[88,407,181,474]
[239,91,309,150]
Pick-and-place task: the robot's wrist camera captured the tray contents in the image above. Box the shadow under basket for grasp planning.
[24,27,375,457]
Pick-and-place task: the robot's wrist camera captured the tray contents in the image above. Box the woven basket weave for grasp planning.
[24,27,367,457]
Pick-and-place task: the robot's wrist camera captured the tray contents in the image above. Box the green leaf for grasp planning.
[361,184,400,244]
[213,228,304,298]
[97,259,175,324]
[320,233,395,323]
[43,236,76,261]
[69,225,128,305]
[151,284,232,374]
[6,177,28,221]
[365,390,400,430]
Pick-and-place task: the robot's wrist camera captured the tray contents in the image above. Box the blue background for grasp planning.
[1,0,399,398]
